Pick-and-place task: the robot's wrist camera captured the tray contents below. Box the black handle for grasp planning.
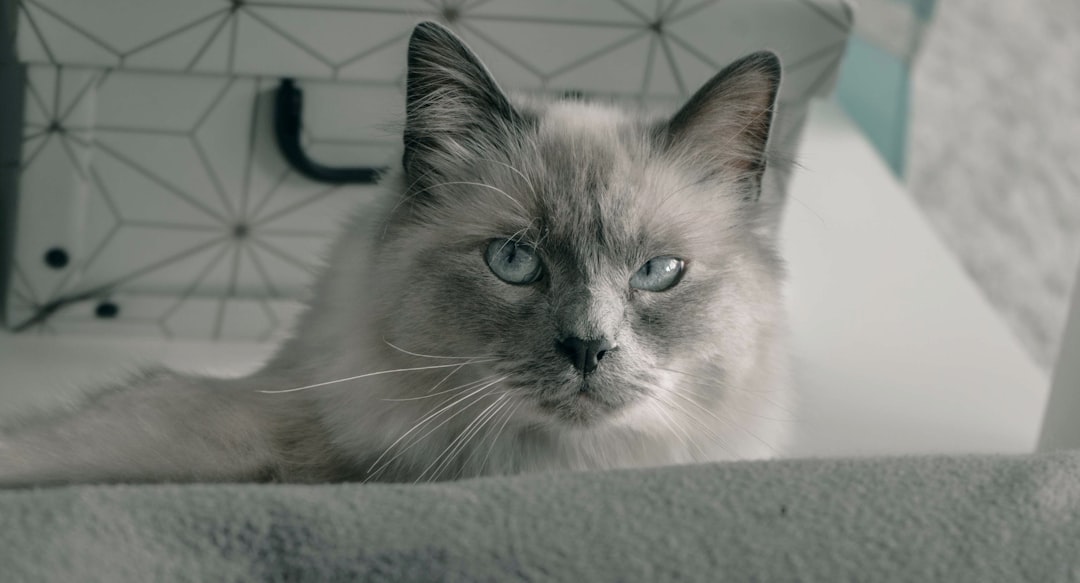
[273,78,387,184]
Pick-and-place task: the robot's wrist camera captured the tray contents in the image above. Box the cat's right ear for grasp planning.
[403,21,521,182]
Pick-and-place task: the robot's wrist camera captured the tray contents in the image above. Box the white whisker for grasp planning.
[381,373,500,402]
[662,385,778,456]
[365,376,507,480]
[382,339,494,360]
[394,179,527,215]
[652,387,742,460]
[646,391,713,460]
[677,381,798,421]
[419,392,510,482]
[433,181,527,213]
[475,399,520,476]
[643,397,692,454]
[381,164,442,240]
[660,367,797,418]
[476,157,537,200]
[257,359,496,395]
[367,380,498,479]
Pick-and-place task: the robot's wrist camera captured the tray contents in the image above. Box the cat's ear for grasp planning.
[663,51,781,200]
[403,21,521,180]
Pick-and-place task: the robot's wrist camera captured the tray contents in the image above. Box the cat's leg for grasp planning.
[0,369,278,486]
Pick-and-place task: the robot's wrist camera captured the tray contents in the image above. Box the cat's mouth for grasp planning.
[534,380,628,426]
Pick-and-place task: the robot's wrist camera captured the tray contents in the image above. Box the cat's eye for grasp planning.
[485,238,542,284]
[630,256,685,292]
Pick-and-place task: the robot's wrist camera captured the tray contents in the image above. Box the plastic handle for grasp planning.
[273,78,388,184]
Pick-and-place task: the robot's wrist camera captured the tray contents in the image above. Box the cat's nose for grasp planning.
[556,336,616,374]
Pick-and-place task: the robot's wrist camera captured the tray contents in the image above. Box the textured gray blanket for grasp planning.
[2,452,1079,582]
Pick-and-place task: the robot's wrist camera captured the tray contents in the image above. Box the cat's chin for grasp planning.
[533,380,630,427]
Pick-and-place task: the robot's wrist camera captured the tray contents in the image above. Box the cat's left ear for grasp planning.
[663,51,781,200]
[403,21,521,181]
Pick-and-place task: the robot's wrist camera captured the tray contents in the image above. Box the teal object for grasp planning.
[837,35,912,175]
[835,0,935,178]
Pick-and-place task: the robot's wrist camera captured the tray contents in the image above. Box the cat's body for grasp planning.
[0,23,790,486]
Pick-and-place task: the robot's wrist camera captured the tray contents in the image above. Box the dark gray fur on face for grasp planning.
[0,22,789,487]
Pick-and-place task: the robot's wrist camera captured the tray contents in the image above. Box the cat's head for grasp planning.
[373,22,785,429]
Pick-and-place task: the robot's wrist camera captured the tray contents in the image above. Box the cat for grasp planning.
[0,21,789,486]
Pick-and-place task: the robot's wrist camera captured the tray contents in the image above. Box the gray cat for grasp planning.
[0,22,789,486]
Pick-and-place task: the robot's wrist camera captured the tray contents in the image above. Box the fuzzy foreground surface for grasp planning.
[2,452,1079,582]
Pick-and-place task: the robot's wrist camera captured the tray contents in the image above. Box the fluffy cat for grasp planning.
[0,22,789,486]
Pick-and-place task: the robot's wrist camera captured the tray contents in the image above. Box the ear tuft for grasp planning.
[665,51,782,200]
[403,21,520,183]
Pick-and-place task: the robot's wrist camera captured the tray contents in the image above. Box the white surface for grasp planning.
[782,100,1048,457]
[0,100,1050,457]
[0,335,269,421]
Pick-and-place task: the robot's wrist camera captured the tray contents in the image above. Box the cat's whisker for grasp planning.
[257,359,497,395]
[719,105,777,152]
[660,385,779,456]
[380,164,447,241]
[450,395,515,481]
[420,392,511,483]
[656,366,786,395]
[374,387,512,483]
[645,390,719,460]
[660,368,793,417]
[381,373,500,402]
[391,361,475,403]
[366,379,499,479]
[460,395,517,479]
[476,157,538,200]
[475,399,521,477]
[651,387,746,460]
[651,178,710,213]
[532,227,552,251]
[443,393,513,473]
[365,376,508,480]
[425,363,472,395]
[678,381,799,422]
[787,194,826,227]
[384,171,522,239]
[382,339,495,361]
[496,223,535,257]
[660,370,798,419]
[641,395,694,456]
[430,180,527,213]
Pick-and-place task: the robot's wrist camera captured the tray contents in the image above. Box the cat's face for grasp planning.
[373,23,783,429]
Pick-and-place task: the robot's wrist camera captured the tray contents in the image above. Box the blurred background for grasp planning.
[840,0,1080,371]
[907,0,1080,370]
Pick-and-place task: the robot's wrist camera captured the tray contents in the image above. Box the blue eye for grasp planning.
[630,256,685,291]
[485,238,542,284]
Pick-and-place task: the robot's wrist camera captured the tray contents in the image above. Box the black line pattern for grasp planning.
[7,0,851,341]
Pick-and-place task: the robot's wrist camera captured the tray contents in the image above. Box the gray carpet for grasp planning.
[908,0,1080,369]
[4,451,1080,582]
